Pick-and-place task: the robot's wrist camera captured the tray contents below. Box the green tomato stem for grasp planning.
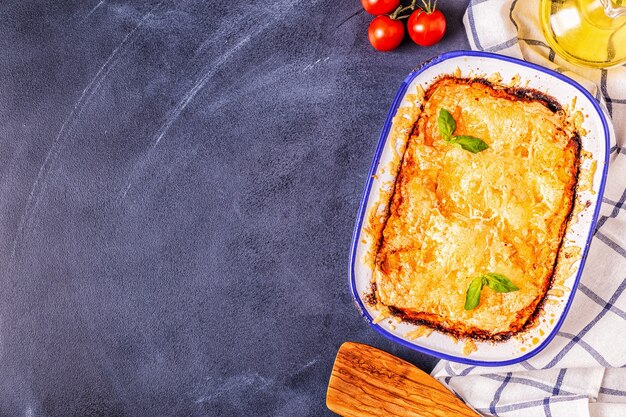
[390,0,419,19]
[389,4,402,19]
[421,0,435,13]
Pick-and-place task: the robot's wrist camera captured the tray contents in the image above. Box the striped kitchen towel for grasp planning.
[431,1,626,417]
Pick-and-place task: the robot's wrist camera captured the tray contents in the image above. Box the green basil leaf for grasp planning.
[484,273,519,293]
[438,108,456,140]
[464,276,484,310]
[449,135,489,153]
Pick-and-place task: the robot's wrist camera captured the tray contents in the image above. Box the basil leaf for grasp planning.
[484,273,519,293]
[438,108,456,140]
[464,276,484,310]
[449,135,489,153]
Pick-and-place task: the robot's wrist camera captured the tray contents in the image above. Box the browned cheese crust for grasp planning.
[371,77,580,341]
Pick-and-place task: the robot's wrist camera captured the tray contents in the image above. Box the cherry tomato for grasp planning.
[407,8,446,46]
[368,16,404,52]
[361,0,401,15]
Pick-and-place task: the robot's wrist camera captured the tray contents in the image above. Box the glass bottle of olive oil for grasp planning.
[540,0,626,68]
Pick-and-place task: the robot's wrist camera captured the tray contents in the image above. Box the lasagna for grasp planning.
[370,76,580,341]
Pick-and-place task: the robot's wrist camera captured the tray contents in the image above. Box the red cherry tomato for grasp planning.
[361,0,401,15]
[407,8,446,46]
[368,16,404,52]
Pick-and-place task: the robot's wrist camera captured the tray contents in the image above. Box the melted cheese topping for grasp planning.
[373,78,579,339]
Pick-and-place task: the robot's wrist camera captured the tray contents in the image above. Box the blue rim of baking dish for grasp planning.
[348,50,611,366]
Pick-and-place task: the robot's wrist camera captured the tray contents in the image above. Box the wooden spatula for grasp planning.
[326,342,480,417]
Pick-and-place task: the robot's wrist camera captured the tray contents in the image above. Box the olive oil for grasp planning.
[540,0,626,68]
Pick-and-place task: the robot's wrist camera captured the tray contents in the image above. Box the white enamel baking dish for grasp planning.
[349,51,610,365]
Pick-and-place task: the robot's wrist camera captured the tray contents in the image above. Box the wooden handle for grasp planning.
[326,342,480,417]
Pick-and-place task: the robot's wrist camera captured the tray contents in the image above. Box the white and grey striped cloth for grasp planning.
[431,1,626,416]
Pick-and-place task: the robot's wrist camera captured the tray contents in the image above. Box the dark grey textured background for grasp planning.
[0,0,469,415]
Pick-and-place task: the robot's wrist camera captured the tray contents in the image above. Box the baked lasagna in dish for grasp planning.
[369,76,581,341]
